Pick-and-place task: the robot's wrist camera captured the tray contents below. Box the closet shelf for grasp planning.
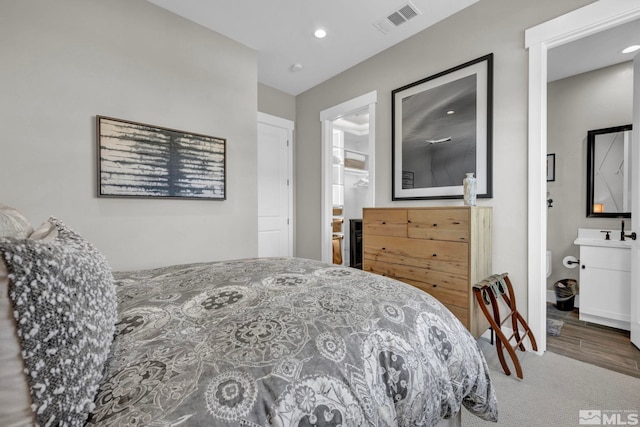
[344,167,368,175]
[343,147,369,157]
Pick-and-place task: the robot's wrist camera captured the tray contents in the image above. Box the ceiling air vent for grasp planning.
[374,2,422,34]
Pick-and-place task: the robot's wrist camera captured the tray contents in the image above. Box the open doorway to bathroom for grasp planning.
[546,18,637,313]
[526,1,640,356]
[541,11,640,373]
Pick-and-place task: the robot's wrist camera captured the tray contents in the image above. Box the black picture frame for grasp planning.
[392,54,493,200]
[97,116,226,200]
[546,153,556,182]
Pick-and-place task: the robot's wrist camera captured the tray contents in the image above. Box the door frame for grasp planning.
[319,91,377,264]
[631,53,640,347]
[257,112,294,257]
[525,0,640,353]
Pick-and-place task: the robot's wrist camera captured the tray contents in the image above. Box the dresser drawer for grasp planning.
[363,235,468,275]
[363,209,407,237]
[364,259,468,292]
[404,277,467,308]
[408,209,470,242]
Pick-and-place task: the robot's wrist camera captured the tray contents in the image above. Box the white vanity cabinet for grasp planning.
[575,229,631,331]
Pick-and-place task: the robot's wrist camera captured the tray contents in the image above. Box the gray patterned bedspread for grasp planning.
[89,257,498,426]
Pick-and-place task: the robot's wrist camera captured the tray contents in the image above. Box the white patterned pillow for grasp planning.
[0,205,33,238]
[0,217,117,426]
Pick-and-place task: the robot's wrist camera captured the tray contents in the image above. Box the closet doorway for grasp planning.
[320,91,377,265]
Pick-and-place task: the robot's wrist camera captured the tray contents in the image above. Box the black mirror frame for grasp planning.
[586,124,632,218]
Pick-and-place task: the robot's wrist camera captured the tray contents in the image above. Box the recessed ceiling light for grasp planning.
[622,45,640,54]
[314,28,327,39]
[447,110,455,115]
[290,63,303,72]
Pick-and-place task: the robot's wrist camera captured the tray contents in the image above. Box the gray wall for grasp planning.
[547,62,633,290]
[258,83,296,122]
[0,0,258,271]
[294,0,595,317]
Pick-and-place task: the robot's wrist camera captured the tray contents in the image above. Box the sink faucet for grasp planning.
[621,219,637,241]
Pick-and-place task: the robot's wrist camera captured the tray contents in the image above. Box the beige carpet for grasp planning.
[462,338,640,426]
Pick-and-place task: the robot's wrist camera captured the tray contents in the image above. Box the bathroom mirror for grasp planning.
[586,124,632,218]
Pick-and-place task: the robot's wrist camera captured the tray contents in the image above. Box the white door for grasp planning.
[630,52,640,348]
[258,113,293,258]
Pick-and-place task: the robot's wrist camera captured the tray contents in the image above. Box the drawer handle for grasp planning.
[432,253,437,257]
[433,284,437,288]
[382,221,386,224]
[382,247,386,250]
[433,223,437,227]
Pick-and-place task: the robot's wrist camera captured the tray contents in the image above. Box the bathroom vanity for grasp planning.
[574,228,631,331]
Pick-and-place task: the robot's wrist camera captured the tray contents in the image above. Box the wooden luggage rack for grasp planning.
[473,273,537,379]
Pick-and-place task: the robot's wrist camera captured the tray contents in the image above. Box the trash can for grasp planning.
[554,279,578,311]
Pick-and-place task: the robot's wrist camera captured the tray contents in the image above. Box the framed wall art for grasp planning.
[392,53,493,200]
[97,116,226,200]
[546,153,556,182]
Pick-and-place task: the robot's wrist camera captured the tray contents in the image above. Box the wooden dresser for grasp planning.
[363,206,492,338]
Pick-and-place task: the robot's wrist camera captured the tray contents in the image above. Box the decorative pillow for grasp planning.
[29,220,59,241]
[0,205,33,239]
[0,214,57,425]
[0,217,117,426]
[0,257,35,426]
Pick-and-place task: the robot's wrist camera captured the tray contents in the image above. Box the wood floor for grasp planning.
[546,303,640,379]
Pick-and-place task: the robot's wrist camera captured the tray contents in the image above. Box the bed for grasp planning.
[0,208,498,426]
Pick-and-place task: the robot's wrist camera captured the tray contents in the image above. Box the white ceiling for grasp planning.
[146,0,479,95]
[146,0,640,94]
[548,17,640,82]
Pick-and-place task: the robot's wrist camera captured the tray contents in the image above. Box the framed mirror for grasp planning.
[586,124,632,218]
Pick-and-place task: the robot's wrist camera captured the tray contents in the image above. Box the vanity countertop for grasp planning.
[573,228,632,249]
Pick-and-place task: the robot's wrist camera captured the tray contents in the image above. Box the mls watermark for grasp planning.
[579,410,639,425]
